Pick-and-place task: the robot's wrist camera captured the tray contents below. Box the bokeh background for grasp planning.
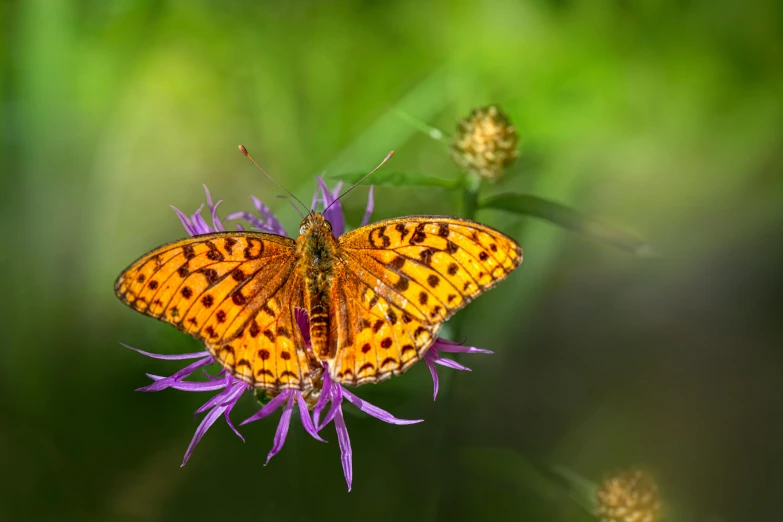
[2,1,782,521]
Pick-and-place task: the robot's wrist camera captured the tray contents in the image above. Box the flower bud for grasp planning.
[596,469,661,522]
[450,105,519,181]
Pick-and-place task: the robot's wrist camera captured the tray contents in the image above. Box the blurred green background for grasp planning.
[2,0,782,521]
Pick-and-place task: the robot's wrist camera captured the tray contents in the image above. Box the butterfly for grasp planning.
[115,147,522,392]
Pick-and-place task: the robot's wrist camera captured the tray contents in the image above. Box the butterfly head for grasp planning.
[299,212,333,237]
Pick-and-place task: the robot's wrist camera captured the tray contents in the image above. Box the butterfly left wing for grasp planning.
[115,232,315,391]
[327,216,522,385]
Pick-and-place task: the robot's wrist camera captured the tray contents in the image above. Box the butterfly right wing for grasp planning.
[328,216,521,385]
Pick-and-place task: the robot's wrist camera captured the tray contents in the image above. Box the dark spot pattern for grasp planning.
[419,248,435,265]
[249,320,260,338]
[148,280,158,290]
[447,263,459,276]
[232,292,246,305]
[261,304,274,317]
[280,351,291,360]
[362,343,372,353]
[201,295,214,307]
[200,268,218,284]
[136,274,146,283]
[181,287,193,299]
[231,268,245,281]
[369,296,379,309]
[446,240,459,254]
[430,305,442,318]
[447,294,457,303]
[380,357,397,369]
[256,368,274,378]
[490,243,498,252]
[419,292,428,305]
[413,326,428,338]
[427,274,440,288]
[381,338,392,349]
[276,326,291,338]
[205,326,216,338]
[177,266,189,278]
[372,320,385,333]
[236,358,251,368]
[182,245,196,259]
[244,238,264,259]
[386,310,397,325]
[401,344,416,355]
[437,224,449,237]
[358,318,372,330]
[389,256,406,269]
[224,237,237,254]
[216,310,226,323]
[370,226,391,248]
[479,251,489,261]
[394,276,409,292]
[359,363,375,374]
[402,312,412,323]
[263,329,275,342]
[395,223,409,239]
[258,349,270,360]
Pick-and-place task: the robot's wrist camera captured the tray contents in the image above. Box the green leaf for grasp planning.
[327,171,461,189]
[480,193,655,257]
[550,465,599,514]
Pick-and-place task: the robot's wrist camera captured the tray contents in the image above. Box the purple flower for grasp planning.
[123,180,488,489]
[424,338,493,400]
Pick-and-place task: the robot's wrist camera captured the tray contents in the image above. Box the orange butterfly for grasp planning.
[115,152,522,394]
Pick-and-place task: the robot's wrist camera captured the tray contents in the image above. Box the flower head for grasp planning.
[450,105,519,182]
[596,469,661,522]
[123,179,493,489]
[124,180,428,490]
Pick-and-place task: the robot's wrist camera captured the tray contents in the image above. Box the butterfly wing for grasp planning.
[328,216,522,385]
[115,232,314,391]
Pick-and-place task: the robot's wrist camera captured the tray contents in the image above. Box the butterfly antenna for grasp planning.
[238,145,310,214]
[324,150,394,213]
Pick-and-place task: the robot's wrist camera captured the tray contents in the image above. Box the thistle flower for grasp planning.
[450,105,519,182]
[596,469,661,522]
[423,338,493,400]
[123,179,491,489]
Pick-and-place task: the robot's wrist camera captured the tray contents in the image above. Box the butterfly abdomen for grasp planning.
[298,217,340,361]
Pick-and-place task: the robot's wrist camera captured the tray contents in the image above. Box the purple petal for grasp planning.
[432,356,472,372]
[145,374,228,392]
[341,388,423,425]
[313,372,333,430]
[296,392,327,442]
[181,402,225,466]
[425,357,439,400]
[203,185,215,207]
[252,196,287,236]
[432,338,493,355]
[171,206,196,236]
[226,211,269,231]
[360,185,375,227]
[334,406,353,491]
[294,308,311,347]
[222,384,248,442]
[319,379,343,429]
[210,199,225,232]
[240,390,292,425]
[121,343,210,360]
[265,392,295,465]
[195,375,234,415]
[136,357,214,392]
[318,178,344,237]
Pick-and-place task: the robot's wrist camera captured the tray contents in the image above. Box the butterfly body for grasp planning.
[116,213,522,392]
